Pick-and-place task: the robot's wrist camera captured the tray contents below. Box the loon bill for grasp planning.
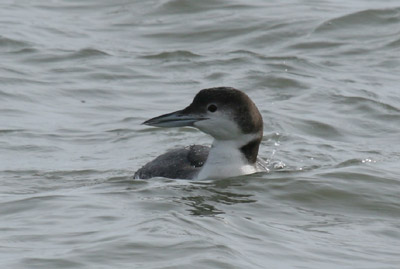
[134,87,268,180]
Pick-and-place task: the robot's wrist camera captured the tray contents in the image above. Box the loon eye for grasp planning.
[207,104,217,113]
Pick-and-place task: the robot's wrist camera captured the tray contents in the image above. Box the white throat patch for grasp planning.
[196,134,259,180]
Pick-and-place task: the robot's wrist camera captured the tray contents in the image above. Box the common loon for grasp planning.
[134,87,268,180]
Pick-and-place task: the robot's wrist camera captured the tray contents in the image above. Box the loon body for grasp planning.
[134,87,268,180]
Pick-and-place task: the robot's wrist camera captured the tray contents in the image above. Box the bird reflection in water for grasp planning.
[178,178,257,216]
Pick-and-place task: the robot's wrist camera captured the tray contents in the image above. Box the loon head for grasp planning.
[144,87,263,140]
[143,87,263,166]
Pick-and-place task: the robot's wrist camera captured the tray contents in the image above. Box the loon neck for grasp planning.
[196,135,261,180]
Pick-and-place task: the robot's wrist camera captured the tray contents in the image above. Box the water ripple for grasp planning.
[1,1,400,268]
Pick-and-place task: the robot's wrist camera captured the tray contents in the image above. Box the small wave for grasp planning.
[335,158,379,168]
[23,48,109,64]
[311,7,400,53]
[9,48,38,54]
[332,94,400,114]
[5,144,62,153]
[140,50,202,60]
[256,75,309,90]
[0,36,32,52]
[386,37,400,48]
[295,119,342,139]
[153,0,252,15]
[0,128,25,134]
[0,90,35,102]
[314,7,400,34]
[288,41,346,50]
[73,48,109,57]
[205,72,228,80]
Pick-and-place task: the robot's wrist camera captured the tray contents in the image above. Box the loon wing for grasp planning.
[134,145,210,180]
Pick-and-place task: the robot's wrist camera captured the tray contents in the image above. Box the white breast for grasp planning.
[196,139,258,180]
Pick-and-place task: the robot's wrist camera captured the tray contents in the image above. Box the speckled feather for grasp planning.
[134,145,209,180]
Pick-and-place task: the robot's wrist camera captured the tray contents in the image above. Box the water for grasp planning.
[1,0,400,268]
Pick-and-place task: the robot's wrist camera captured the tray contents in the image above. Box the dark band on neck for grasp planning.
[240,138,261,164]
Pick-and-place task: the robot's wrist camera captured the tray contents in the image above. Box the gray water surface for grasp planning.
[1,0,400,268]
